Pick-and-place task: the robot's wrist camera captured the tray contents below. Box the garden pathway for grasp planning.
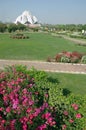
[63,35,86,45]
[51,33,86,45]
[0,59,86,74]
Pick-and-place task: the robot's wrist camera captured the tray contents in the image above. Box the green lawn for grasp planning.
[0,32,86,60]
[47,72,86,95]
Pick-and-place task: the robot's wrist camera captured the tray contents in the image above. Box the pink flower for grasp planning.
[26,108,32,113]
[6,107,11,113]
[62,124,67,130]
[35,91,39,95]
[69,119,74,123]
[44,94,48,98]
[1,119,6,124]
[76,113,82,118]
[42,112,51,119]
[36,124,47,130]
[22,88,28,94]
[46,117,56,126]
[0,107,3,111]
[3,95,8,102]
[29,83,33,88]
[12,100,19,109]
[63,110,68,116]
[22,124,27,130]
[71,103,78,110]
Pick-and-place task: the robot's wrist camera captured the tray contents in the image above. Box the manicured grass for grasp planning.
[48,72,86,95]
[0,32,86,60]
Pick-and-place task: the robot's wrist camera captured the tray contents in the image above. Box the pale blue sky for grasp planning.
[0,0,86,24]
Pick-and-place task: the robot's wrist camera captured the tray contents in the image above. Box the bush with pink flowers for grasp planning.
[55,51,83,63]
[0,65,56,130]
[0,65,86,130]
[47,51,86,64]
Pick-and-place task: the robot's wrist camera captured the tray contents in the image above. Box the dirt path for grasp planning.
[0,59,86,74]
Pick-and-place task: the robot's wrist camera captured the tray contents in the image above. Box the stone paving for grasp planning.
[0,59,86,74]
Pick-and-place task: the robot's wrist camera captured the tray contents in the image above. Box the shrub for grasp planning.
[61,56,71,63]
[50,51,84,64]
[49,92,86,130]
[81,55,86,64]
[0,65,57,130]
[10,33,29,39]
[0,65,86,130]
[55,53,62,62]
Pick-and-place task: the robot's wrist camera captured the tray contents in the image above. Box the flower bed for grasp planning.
[10,33,29,39]
[47,51,86,64]
[0,65,86,130]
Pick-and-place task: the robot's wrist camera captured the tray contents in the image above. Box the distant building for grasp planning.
[14,10,41,28]
[82,30,85,34]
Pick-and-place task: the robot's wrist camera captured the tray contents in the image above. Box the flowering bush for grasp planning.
[0,65,86,130]
[47,51,84,63]
[48,84,86,130]
[0,65,56,130]
[54,51,84,63]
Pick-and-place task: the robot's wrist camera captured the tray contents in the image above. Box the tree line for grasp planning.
[42,24,86,32]
[0,22,27,33]
[0,22,86,33]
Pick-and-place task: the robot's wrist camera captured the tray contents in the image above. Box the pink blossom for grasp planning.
[6,107,11,113]
[22,88,28,94]
[1,119,6,124]
[35,91,39,95]
[26,108,32,113]
[76,113,82,118]
[3,95,8,102]
[69,119,74,123]
[29,83,33,88]
[46,117,56,126]
[0,107,4,111]
[62,124,67,130]
[63,110,68,116]
[42,112,51,119]
[22,124,27,130]
[13,100,19,109]
[71,103,78,110]
[36,124,47,130]
[44,93,48,98]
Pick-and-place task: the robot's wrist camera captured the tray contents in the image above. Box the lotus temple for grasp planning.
[14,10,41,28]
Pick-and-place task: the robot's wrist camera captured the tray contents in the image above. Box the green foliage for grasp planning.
[81,55,86,64]
[28,67,47,82]
[61,56,71,63]
[70,34,86,39]
[8,23,18,33]
[17,23,26,31]
[8,23,26,33]
[0,22,7,32]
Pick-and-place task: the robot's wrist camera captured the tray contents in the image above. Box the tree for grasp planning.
[0,22,7,32]
[17,23,26,31]
[8,23,18,33]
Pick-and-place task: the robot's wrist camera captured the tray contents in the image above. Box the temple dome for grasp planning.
[14,10,39,25]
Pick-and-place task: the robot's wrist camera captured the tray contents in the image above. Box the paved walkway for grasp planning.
[63,36,86,45]
[0,59,86,74]
[51,33,86,45]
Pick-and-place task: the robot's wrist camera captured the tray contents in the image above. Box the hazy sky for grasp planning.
[0,0,86,24]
